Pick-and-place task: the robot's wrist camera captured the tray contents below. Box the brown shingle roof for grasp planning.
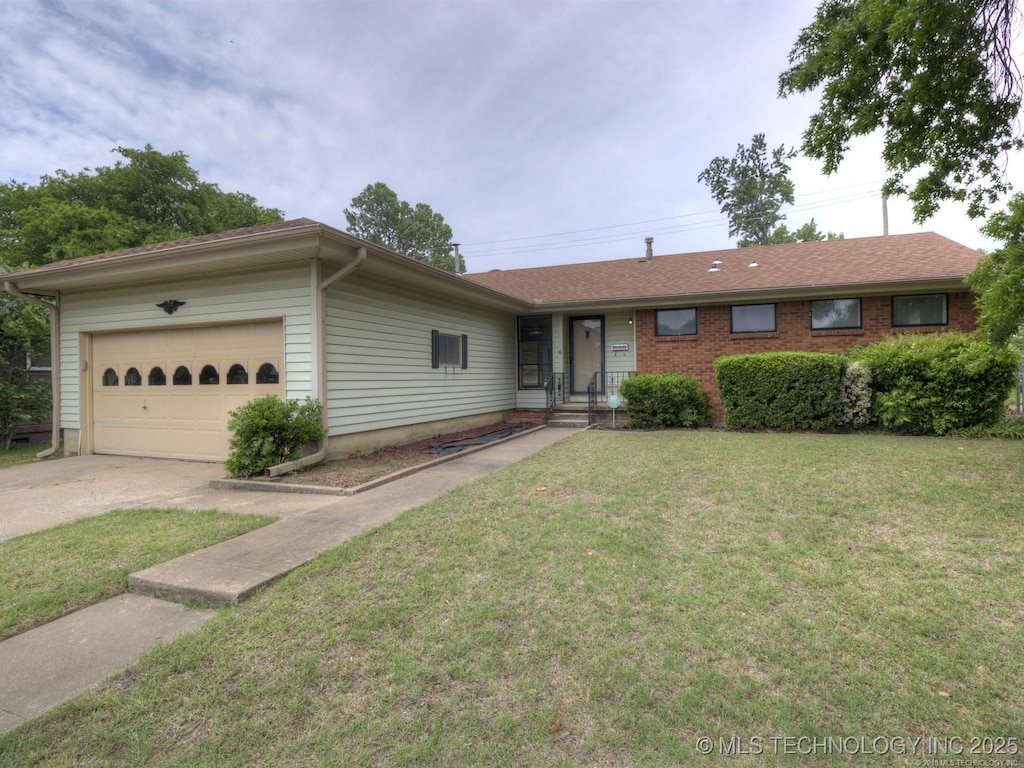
[4,218,320,278]
[464,233,982,304]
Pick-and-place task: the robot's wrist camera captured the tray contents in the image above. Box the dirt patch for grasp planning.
[278,422,537,489]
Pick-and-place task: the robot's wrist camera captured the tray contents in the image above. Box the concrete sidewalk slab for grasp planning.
[0,595,215,733]
[129,427,576,607]
[0,426,580,735]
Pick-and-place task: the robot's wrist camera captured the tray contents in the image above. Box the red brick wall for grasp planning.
[635,292,978,422]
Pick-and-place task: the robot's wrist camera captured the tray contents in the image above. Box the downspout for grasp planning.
[3,282,61,459]
[267,246,366,477]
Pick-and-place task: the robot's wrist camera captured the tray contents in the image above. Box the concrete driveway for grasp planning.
[0,454,341,542]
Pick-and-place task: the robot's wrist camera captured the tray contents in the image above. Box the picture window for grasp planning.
[731,304,777,333]
[810,298,862,330]
[655,308,697,336]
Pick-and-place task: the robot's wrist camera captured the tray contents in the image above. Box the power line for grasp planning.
[459,179,884,250]
[463,187,882,260]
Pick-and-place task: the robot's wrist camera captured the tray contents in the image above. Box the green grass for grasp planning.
[0,443,56,469]
[0,508,276,639]
[2,431,1023,766]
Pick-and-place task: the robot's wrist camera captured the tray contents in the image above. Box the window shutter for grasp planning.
[431,329,440,368]
[461,334,468,369]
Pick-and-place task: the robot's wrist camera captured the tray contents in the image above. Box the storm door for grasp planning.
[569,316,605,395]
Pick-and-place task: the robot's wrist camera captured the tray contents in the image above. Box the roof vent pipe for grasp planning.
[644,237,654,261]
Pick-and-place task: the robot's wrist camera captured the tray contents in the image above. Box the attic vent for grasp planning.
[708,258,723,272]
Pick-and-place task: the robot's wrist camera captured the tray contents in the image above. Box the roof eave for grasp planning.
[527,276,973,312]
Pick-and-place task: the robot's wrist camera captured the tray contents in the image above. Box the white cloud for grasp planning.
[1,0,1014,270]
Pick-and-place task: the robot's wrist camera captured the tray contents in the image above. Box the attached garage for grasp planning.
[2,219,529,464]
[90,322,283,461]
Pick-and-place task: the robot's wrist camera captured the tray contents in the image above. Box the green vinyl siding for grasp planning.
[58,265,312,429]
[324,275,516,435]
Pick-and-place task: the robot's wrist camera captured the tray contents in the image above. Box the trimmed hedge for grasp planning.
[617,373,710,429]
[849,333,1019,435]
[714,352,845,431]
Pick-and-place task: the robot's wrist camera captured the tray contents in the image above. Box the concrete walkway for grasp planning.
[0,427,579,734]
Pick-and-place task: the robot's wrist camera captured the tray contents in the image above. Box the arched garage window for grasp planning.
[102,368,118,386]
[149,367,166,386]
[256,363,279,384]
[173,366,192,386]
[199,365,219,385]
[125,367,142,386]
[227,364,248,384]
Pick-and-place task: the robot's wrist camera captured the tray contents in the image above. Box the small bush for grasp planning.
[618,373,710,429]
[850,333,1019,435]
[952,414,1024,439]
[715,352,845,431]
[225,396,326,477]
[838,360,874,429]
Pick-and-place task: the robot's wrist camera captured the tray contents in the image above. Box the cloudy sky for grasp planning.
[2,0,1020,271]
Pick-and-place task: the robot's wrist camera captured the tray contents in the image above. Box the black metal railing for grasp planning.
[587,371,635,424]
[544,373,566,410]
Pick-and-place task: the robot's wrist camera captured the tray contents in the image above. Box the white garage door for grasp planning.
[92,322,285,461]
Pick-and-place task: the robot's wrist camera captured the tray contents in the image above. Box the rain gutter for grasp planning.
[2,281,61,458]
[267,246,366,477]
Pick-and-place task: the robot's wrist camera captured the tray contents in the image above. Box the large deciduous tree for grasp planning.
[0,145,283,269]
[698,133,842,247]
[966,193,1024,344]
[0,145,283,450]
[779,0,1023,223]
[344,182,462,272]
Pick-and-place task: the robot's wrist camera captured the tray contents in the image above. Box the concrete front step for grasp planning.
[547,417,590,428]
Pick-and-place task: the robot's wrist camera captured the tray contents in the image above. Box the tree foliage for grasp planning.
[0,145,283,269]
[779,0,1023,223]
[966,193,1024,344]
[0,145,282,450]
[344,182,462,272]
[698,134,796,247]
[0,297,51,450]
[698,133,842,247]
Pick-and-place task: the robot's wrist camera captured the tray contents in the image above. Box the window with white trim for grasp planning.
[431,330,468,369]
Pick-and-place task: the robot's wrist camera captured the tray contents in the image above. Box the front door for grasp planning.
[569,316,605,395]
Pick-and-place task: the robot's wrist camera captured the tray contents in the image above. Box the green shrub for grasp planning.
[951,414,1024,439]
[225,396,326,477]
[618,373,710,429]
[715,352,845,431]
[838,360,874,429]
[850,333,1019,435]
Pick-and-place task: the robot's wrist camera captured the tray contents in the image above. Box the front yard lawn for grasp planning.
[0,508,276,639]
[2,431,1022,766]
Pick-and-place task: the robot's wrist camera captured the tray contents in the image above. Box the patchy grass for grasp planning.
[0,443,56,469]
[2,431,1022,766]
[0,508,276,639]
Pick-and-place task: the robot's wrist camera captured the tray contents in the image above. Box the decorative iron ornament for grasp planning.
[156,300,186,315]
